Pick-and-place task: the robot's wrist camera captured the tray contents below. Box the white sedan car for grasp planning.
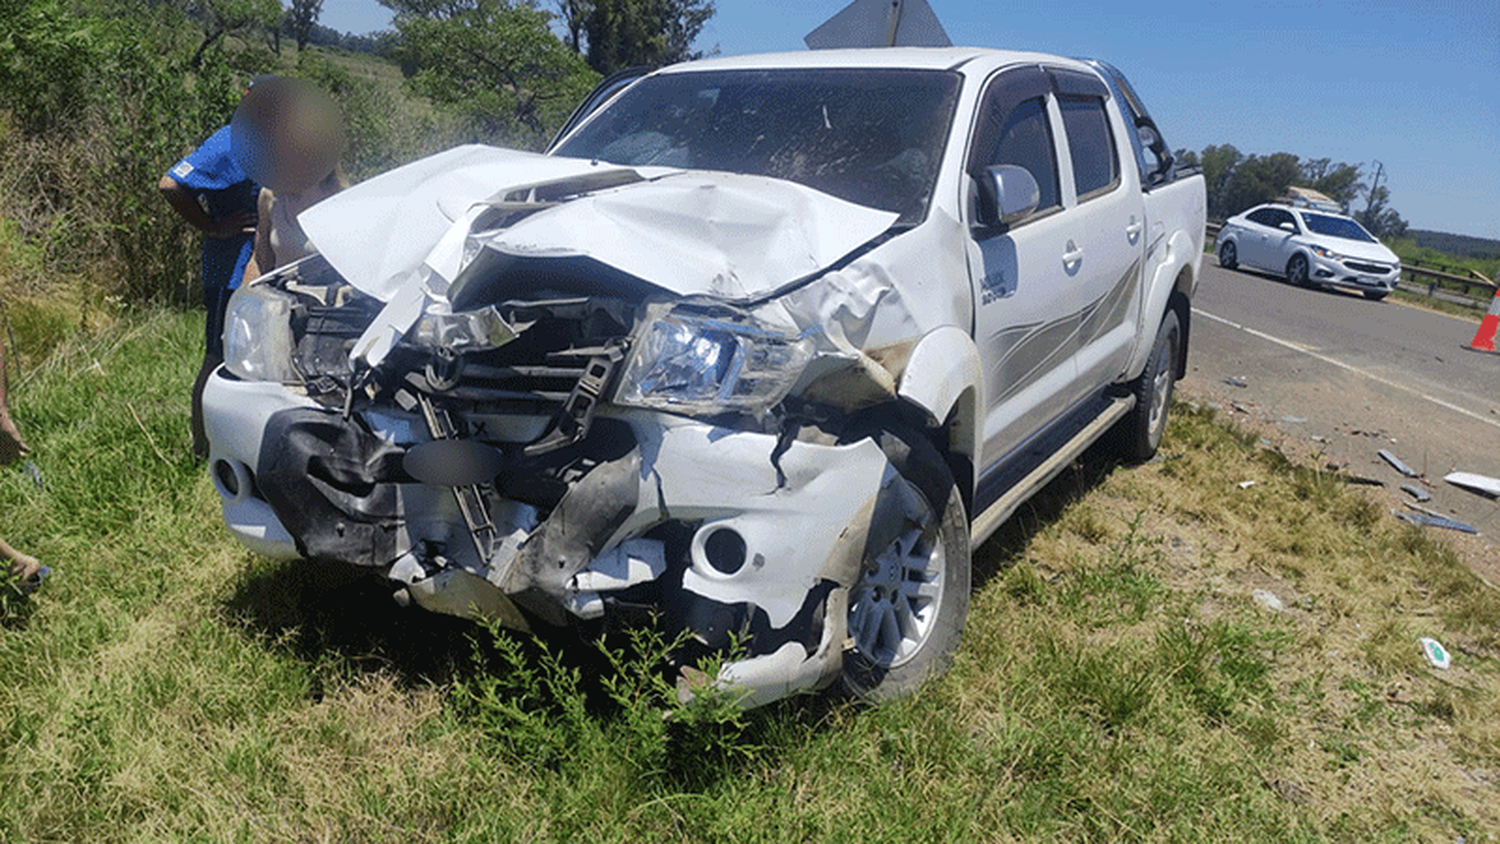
[1216,203,1401,300]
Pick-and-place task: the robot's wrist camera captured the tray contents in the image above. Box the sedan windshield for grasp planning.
[1302,213,1377,243]
[553,68,962,225]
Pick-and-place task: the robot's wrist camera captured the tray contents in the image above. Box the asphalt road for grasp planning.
[1177,258,1500,571]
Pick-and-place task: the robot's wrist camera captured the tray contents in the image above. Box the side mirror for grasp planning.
[1278,221,1296,233]
[1136,124,1161,152]
[975,164,1040,229]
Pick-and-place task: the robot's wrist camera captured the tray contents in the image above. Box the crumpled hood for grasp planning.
[299,144,899,303]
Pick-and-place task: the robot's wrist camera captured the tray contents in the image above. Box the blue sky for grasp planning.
[316,0,1498,240]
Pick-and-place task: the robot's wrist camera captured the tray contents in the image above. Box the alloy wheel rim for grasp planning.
[1148,330,1174,443]
[848,481,944,669]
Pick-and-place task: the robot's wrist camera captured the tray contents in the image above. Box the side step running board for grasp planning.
[968,395,1135,551]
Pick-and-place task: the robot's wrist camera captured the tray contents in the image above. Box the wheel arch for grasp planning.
[1128,232,1197,380]
[894,325,983,513]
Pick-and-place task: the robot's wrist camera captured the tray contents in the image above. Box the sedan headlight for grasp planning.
[223,283,298,383]
[615,305,814,418]
[1309,244,1345,261]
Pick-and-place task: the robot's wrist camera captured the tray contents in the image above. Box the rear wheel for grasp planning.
[1110,309,1180,463]
[839,429,970,702]
[1218,240,1237,270]
[1286,253,1310,287]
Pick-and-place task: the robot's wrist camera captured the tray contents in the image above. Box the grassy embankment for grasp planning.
[1,308,1497,842]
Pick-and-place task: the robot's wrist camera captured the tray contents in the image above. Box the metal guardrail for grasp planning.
[1204,220,1497,307]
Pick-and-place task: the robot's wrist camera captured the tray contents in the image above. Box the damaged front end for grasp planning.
[204,150,961,707]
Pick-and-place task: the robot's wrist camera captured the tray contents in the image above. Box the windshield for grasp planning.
[553,68,962,225]
[1302,212,1377,243]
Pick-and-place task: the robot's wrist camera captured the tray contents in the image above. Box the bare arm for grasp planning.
[158,175,255,239]
[241,188,276,286]
[0,340,27,464]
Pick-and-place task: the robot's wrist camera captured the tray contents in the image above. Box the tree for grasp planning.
[1199,144,1242,220]
[1357,184,1408,239]
[1221,152,1300,215]
[557,0,715,75]
[1299,158,1364,211]
[185,0,282,68]
[288,0,323,51]
[381,0,598,146]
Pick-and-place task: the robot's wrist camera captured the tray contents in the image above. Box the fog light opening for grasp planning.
[703,527,747,575]
[213,459,240,497]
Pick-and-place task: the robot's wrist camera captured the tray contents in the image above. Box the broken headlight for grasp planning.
[615,306,813,418]
[223,283,298,383]
[410,305,518,352]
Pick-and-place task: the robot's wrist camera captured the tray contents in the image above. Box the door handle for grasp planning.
[1062,241,1084,270]
[1125,218,1143,242]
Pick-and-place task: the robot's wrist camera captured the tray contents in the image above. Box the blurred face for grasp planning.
[231,77,345,194]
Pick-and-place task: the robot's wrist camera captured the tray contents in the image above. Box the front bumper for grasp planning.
[204,368,894,704]
[1308,253,1399,293]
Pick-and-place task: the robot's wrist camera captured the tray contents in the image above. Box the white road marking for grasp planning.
[1193,308,1500,433]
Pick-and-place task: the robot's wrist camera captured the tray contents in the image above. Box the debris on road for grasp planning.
[1393,510,1479,535]
[1377,449,1419,478]
[1399,484,1432,503]
[1222,377,1248,388]
[1280,415,1307,424]
[1419,637,1451,670]
[1252,589,1284,612]
[1444,471,1500,499]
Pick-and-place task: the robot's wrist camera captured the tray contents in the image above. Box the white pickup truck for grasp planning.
[205,47,1205,706]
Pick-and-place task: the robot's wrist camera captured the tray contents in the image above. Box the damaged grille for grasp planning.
[285,282,636,454]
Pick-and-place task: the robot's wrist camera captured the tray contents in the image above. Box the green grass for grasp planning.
[2,310,1498,841]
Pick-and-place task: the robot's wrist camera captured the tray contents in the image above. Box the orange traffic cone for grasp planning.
[1470,287,1500,353]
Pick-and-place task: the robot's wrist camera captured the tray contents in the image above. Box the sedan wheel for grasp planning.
[1218,240,1237,270]
[1286,253,1310,287]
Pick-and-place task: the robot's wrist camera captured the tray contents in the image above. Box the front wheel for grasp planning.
[1110,309,1181,463]
[1286,253,1310,287]
[1218,240,1238,270]
[839,429,970,702]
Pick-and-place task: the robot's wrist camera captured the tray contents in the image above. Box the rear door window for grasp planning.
[1058,95,1119,200]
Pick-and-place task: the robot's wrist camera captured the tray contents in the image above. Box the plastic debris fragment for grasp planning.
[1377,449,1419,478]
[1399,484,1431,503]
[1418,637,1450,670]
[1393,510,1478,534]
[1222,377,1248,388]
[1238,480,1257,489]
[1444,471,1500,499]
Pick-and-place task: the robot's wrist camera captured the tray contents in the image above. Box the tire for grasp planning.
[1218,240,1237,270]
[1110,309,1181,463]
[839,429,970,702]
[1286,253,1310,287]
[1362,290,1387,301]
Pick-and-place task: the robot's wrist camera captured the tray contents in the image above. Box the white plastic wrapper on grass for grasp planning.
[1418,637,1450,670]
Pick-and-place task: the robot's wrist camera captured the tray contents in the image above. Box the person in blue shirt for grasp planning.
[159,119,259,458]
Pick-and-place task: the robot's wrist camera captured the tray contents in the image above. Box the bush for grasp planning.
[2,2,259,309]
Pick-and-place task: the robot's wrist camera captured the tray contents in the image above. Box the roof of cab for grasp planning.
[653,47,1087,75]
